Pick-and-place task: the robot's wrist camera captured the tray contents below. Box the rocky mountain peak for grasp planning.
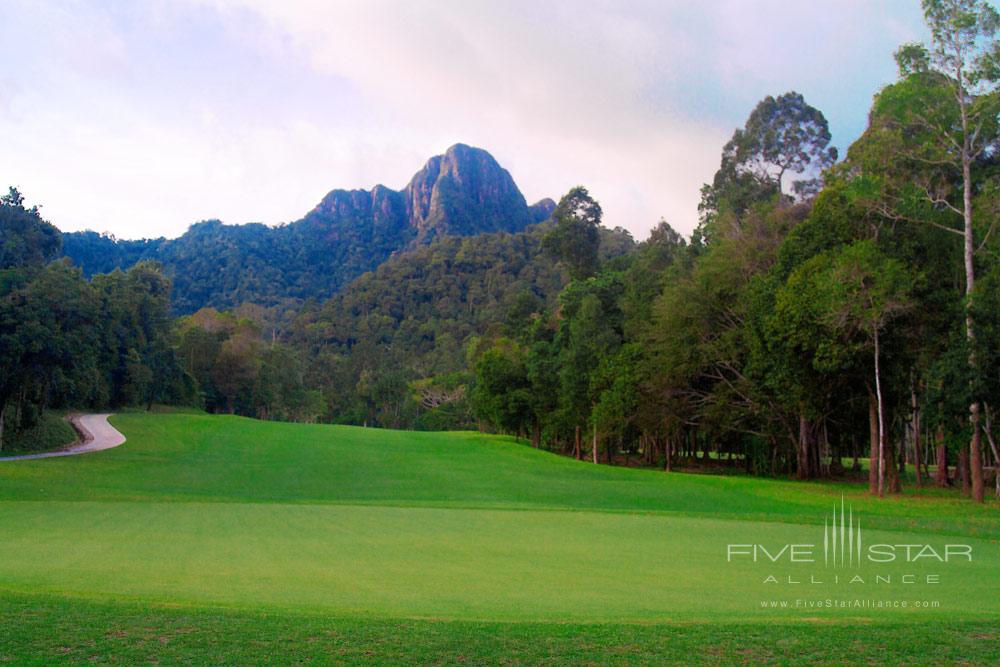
[403,144,532,240]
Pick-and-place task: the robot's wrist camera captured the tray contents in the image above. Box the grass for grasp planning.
[2,592,997,666]
[0,413,997,664]
[0,411,76,454]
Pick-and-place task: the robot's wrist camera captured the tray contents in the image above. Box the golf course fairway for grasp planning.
[1,413,997,664]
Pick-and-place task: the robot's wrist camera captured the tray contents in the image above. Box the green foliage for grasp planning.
[0,191,196,450]
[290,225,570,429]
[698,92,837,240]
[472,345,533,436]
[174,308,321,422]
[542,186,603,280]
[0,187,61,270]
[0,411,76,454]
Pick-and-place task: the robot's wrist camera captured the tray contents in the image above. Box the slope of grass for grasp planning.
[0,412,76,454]
[0,413,995,537]
[0,413,997,663]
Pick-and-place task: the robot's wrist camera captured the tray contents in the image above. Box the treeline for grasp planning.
[174,308,324,422]
[0,189,194,450]
[471,2,1000,502]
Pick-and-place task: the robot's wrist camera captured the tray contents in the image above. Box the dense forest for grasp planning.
[3,0,998,504]
[0,189,195,448]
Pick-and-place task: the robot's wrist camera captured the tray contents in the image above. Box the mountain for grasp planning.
[61,144,550,313]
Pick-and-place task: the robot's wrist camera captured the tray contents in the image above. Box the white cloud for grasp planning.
[0,0,926,240]
[196,0,729,235]
[194,0,925,237]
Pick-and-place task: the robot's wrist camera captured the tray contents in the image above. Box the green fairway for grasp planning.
[1,413,998,663]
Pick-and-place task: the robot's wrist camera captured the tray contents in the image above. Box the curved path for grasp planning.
[0,414,126,461]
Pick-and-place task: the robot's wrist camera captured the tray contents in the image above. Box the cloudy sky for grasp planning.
[1,1,927,240]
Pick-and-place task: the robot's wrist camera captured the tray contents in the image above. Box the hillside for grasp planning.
[280,222,638,428]
[295,226,566,369]
[61,144,554,313]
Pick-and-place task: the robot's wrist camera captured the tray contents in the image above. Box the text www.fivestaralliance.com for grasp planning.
[760,599,941,610]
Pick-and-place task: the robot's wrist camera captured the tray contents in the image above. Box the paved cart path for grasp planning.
[0,414,125,461]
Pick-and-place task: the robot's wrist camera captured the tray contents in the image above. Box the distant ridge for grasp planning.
[61,144,550,313]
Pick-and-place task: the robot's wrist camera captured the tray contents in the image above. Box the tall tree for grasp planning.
[883,0,999,502]
[698,92,837,239]
[542,187,603,280]
[820,242,913,496]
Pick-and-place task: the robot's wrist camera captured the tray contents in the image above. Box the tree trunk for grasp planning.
[921,428,931,482]
[887,439,901,494]
[531,422,540,449]
[797,413,812,480]
[874,328,886,497]
[665,437,672,472]
[934,426,949,487]
[869,394,879,495]
[970,404,985,503]
[984,405,1000,499]
[958,67,984,504]
[574,426,581,460]
[911,377,922,488]
[592,423,599,464]
[959,447,971,497]
[820,421,830,477]
[0,402,5,452]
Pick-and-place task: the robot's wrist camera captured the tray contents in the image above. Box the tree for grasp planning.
[818,242,913,496]
[212,330,263,414]
[878,0,999,502]
[650,202,810,475]
[542,187,603,280]
[472,345,532,437]
[0,187,61,270]
[590,344,643,463]
[698,92,837,238]
[0,261,102,449]
[557,284,623,463]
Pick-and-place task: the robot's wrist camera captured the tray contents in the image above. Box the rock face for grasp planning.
[302,144,534,244]
[528,198,557,223]
[402,143,532,240]
[61,144,547,313]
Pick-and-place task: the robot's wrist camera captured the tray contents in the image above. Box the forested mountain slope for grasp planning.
[273,223,635,428]
[62,144,553,313]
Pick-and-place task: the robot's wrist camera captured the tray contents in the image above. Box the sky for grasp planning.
[0,1,928,241]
